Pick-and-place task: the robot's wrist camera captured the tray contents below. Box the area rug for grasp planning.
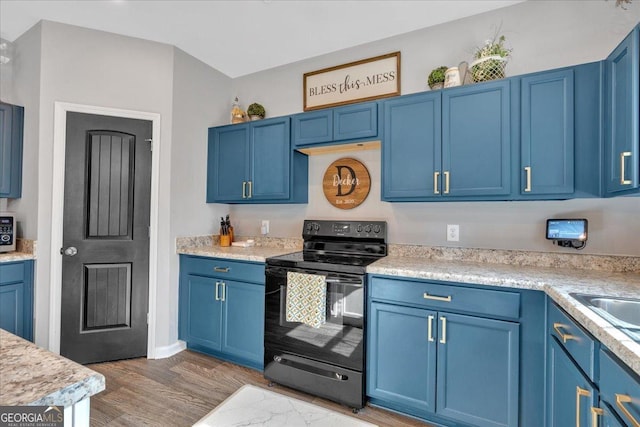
[194,384,378,427]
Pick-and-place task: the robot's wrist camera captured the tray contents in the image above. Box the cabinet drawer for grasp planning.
[600,349,640,427]
[181,256,265,284]
[0,262,25,285]
[369,276,520,320]
[547,301,596,380]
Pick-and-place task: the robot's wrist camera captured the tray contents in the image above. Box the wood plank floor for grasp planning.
[88,350,432,426]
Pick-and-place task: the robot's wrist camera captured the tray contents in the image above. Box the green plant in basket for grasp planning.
[428,66,448,89]
[471,34,511,82]
[247,103,266,119]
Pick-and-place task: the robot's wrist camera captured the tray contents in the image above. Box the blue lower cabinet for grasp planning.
[0,260,34,341]
[179,255,265,370]
[546,337,597,427]
[367,279,523,427]
[367,302,436,415]
[222,279,264,366]
[183,274,222,350]
[436,313,519,427]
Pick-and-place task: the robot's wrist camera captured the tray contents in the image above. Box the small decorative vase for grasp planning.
[249,115,263,121]
[429,82,444,90]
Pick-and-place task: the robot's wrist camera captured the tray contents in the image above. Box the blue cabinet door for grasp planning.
[436,312,519,427]
[520,69,575,196]
[183,274,222,351]
[333,102,378,141]
[382,92,441,200]
[0,102,24,198]
[222,280,264,368]
[207,124,250,202]
[292,110,332,146]
[0,261,33,341]
[367,302,437,416]
[604,26,639,195]
[0,282,24,337]
[250,117,290,201]
[546,337,596,427]
[442,80,511,197]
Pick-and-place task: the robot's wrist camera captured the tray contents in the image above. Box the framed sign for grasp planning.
[323,158,371,210]
[304,52,401,111]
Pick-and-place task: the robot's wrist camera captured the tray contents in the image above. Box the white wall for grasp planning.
[168,47,231,346]
[230,1,640,256]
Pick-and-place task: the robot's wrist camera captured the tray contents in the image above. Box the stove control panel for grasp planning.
[303,220,386,239]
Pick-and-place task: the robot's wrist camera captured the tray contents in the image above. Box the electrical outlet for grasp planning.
[261,220,270,235]
[447,224,459,242]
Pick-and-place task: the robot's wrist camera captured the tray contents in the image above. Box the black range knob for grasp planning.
[373,224,381,233]
[313,223,320,231]
[356,224,363,233]
[364,225,372,233]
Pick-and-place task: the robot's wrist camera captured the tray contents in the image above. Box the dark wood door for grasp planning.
[61,112,152,364]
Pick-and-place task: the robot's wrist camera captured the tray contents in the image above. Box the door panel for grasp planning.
[442,81,511,197]
[250,118,290,200]
[186,274,222,350]
[436,312,519,427]
[382,93,441,200]
[546,337,596,427]
[222,280,264,364]
[0,283,23,337]
[61,112,151,364]
[367,302,436,414]
[207,125,249,202]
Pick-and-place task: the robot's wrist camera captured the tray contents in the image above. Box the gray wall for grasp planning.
[10,20,231,350]
[5,23,41,240]
[168,47,230,346]
[230,1,640,256]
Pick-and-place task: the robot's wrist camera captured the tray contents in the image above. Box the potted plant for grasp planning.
[427,66,448,90]
[470,34,511,83]
[247,103,266,120]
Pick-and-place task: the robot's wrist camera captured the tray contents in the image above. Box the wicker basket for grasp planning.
[470,55,508,83]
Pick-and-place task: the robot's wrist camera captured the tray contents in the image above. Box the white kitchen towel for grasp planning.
[286,271,327,329]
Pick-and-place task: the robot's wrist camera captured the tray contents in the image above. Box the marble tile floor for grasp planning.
[194,384,377,427]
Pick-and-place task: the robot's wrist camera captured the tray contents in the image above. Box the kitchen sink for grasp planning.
[570,293,640,341]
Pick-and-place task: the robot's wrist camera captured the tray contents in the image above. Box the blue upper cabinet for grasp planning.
[383,81,510,201]
[519,69,575,197]
[0,101,24,199]
[442,80,511,198]
[604,25,640,196]
[292,102,378,147]
[207,124,250,202]
[292,109,332,146]
[207,117,308,204]
[333,102,378,141]
[382,92,441,200]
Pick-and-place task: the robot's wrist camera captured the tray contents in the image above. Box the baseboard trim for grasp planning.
[151,340,186,359]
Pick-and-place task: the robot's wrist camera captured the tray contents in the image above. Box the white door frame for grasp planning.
[49,101,161,358]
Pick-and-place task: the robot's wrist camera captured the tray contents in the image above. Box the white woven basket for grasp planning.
[469,55,508,82]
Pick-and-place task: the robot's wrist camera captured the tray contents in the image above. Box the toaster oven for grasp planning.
[0,214,16,253]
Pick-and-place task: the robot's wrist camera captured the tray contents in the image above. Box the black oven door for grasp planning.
[264,265,364,371]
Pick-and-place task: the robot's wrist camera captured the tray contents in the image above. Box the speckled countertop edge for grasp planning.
[0,239,37,262]
[0,329,105,406]
[368,256,640,377]
[178,245,299,262]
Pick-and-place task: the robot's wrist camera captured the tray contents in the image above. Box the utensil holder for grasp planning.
[220,234,231,247]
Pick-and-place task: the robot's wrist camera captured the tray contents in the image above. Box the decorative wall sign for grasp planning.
[304,52,401,111]
[322,158,371,210]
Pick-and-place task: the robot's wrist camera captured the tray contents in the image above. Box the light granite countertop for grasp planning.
[0,329,105,406]
[177,244,640,376]
[369,256,640,377]
[0,252,35,263]
[178,245,298,262]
